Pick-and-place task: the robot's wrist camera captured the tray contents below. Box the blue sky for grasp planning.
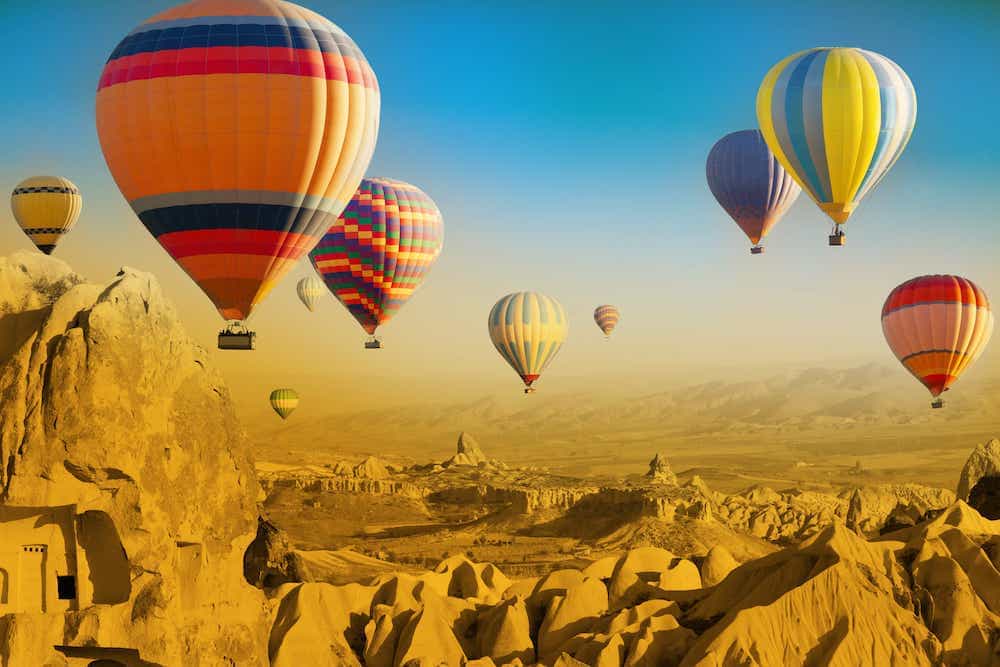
[1,1,998,409]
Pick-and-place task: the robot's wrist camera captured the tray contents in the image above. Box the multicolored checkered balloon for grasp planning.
[309,178,444,338]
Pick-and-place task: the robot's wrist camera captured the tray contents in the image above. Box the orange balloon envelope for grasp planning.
[95,0,380,323]
[882,275,993,407]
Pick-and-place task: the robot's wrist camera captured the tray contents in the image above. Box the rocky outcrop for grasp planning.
[428,484,599,516]
[446,432,488,466]
[244,517,312,589]
[441,432,508,470]
[958,439,1000,502]
[715,483,955,542]
[260,473,428,499]
[645,452,678,486]
[268,502,1000,666]
[969,476,1000,520]
[0,253,267,666]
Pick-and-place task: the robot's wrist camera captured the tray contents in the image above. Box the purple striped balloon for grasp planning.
[706,130,801,252]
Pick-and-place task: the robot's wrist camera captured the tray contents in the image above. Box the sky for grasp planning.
[1,0,998,424]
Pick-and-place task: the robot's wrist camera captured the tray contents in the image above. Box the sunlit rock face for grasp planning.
[0,252,268,666]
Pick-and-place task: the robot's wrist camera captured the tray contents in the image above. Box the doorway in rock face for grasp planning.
[20,545,46,612]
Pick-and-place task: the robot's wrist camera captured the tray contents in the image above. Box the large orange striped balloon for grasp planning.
[96,0,380,323]
[882,275,993,407]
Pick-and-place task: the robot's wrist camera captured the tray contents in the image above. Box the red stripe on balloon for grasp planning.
[157,229,318,259]
[881,275,988,317]
[98,47,375,90]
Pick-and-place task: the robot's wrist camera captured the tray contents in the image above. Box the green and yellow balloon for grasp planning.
[269,389,299,420]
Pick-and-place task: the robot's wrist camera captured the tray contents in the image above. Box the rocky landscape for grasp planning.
[1,251,999,666]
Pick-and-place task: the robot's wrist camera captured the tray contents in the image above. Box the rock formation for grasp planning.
[958,439,1000,510]
[265,502,1000,666]
[0,253,267,666]
[645,452,678,486]
[244,517,312,589]
[447,432,489,467]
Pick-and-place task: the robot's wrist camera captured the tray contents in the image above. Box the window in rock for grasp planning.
[57,575,76,600]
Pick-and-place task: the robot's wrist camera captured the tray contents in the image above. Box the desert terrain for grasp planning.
[1,252,998,667]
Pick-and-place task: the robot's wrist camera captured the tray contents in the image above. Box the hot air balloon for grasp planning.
[297,277,325,313]
[269,388,299,420]
[882,275,993,409]
[10,176,82,254]
[309,178,444,349]
[757,48,916,246]
[706,130,801,254]
[488,292,568,394]
[594,305,620,339]
[96,0,380,350]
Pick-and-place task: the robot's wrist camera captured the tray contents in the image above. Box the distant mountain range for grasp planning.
[251,364,1000,461]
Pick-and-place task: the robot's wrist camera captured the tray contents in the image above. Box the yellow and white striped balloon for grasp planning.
[10,176,82,254]
[488,292,568,393]
[297,276,325,312]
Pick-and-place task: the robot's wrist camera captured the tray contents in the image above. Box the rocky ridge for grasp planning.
[0,252,268,666]
[267,502,1000,666]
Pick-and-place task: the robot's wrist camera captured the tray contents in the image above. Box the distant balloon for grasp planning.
[297,277,325,313]
[882,275,993,408]
[269,389,299,420]
[706,130,800,254]
[309,178,444,346]
[489,292,568,394]
[594,305,620,338]
[96,0,380,327]
[757,48,916,244]
[10,176,82,254]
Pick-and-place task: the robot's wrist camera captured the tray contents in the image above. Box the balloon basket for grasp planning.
[750,245,764,255]
[218,323,255,350]
[931,398,944,409]
[524,387,536,395]
[828,232,846,246]
[364,337,382,350]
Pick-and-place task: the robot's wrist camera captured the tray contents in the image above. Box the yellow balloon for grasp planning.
[10,176,82,254]
[488,292,569,393]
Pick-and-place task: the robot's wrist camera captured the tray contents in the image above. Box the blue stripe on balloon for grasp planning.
[770,53,813,201]
[784,49,827,201]
[801,49,832,202]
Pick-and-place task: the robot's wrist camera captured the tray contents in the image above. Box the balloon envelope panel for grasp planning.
[489,292,569,387]
[706,130,800,245]
[96,0,380,322]
[10,176,82,255]
[882,275,993,397]
[593,305,620,336]
[757,47,916,226]
[269,388,300,419]
[309,177,444,335]
[297,276,325,312]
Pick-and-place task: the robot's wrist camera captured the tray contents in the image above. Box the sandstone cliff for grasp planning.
[0,252,267,666]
